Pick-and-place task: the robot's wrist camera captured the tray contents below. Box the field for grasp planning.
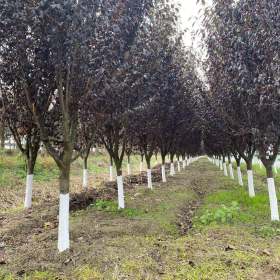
[1,155,280,279]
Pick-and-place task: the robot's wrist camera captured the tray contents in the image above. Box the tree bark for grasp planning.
[83,155,88,170]
[114,158,122,176]
[245,159,252,171]
[265,164,273,179]
[0,122,5,149]
[59,165,71,194]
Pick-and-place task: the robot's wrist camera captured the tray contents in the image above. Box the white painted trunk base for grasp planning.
[161,165,167,182]
[229,163,234,179]
[267,178,279,221]
[247,170,255,197]
[183,160,186,169]
[109,165,113,181]
[223,162,228,176]
[58,193,70,252]
[237,166,243,186]
[170,163,175,176]
[220,160,223,171]
[82,169,88,189]
[117,176,125,209]
[147,169,152,189]
[177,161,181,172]
[127,164,131,175]
[24,174,33,209]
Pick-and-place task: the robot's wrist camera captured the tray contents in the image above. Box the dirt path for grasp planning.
[1,159,280,279]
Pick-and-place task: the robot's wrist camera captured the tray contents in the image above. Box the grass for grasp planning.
[194,176,280,238]
[74,265,103,280]
[201,188,270,223]
[0,150,159,211]
[90,199,144,218]
[0,151,58,186]
[0,150,158,186]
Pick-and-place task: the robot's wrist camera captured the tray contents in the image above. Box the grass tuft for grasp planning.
[90,199,144,218]
[74,265,103,280]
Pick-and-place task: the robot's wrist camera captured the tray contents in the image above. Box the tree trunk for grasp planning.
[113,158,125,209]
[219,156,223,171]
[0,123,5,149]
[233,155,243,186]
[228,163,234,179]
[266,164,273,179]
[145,156,152,189]
[58,165,70,252]
[170,153,175,176]
[236,162,243,186]
[222,155,228,176]
[126,155,131,175]
[245,159,255,197]
[82,156,89,189]
[264,164,279,221]
[161,153,167,183]
[177,155,181,172]
[140,154,144,172]
[109,156,114,181]
[182,155,186,169]
[24,159,35,209]
[24,148,38,209]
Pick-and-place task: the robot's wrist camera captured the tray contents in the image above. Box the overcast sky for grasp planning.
[176,0,200,44]
[175,0,210,47]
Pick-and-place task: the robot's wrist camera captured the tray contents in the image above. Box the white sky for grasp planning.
[175,0,212,49]
[176,0,201,46]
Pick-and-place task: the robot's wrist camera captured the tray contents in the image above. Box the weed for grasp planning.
[91,199,143,218]
[202,188,271,224]
[0,269,15,280]
[198,201,239,225]
[255,224,280,238]
[74,265,103,280]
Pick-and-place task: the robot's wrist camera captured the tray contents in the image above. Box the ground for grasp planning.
[1,153,280,279]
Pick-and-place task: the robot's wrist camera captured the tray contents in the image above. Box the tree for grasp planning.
[202,0,280,220]
[91,0,162,208]
[0,0,114,252]
[0,87,41,209]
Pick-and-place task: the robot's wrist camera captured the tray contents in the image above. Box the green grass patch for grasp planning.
[255,222,280,238]
[0,153,59,186]
[194,184,278,232]
[198,201,240,225]
[90,199,144,218]
[0,269,15,280]
[164,261,235,280]
[74,265,103,280]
